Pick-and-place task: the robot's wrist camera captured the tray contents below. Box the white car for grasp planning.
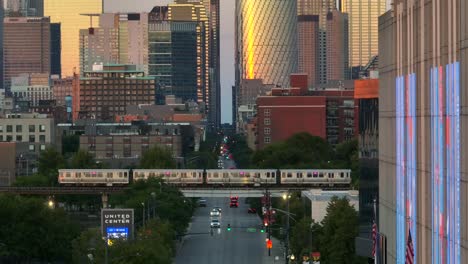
[210,219,221,228]
[210,209,220,217]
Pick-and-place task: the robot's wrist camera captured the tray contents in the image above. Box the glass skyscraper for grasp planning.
[235,0,298,88]
[44,0,102,77]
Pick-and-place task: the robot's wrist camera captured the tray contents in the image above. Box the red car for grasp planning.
[248,208,257,214]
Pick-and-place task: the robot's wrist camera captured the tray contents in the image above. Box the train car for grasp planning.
[58,169,130,186]
[280,169,351,187]
[206,169,277,186]
[133,169,204,186]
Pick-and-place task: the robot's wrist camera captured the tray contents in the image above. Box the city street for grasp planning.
[174,198,284,264]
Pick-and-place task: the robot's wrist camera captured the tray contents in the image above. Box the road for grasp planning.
[174,198,284,264]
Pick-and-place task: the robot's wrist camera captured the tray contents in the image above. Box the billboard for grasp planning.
[101,209,134,243]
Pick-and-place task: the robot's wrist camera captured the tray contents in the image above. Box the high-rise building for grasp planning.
[235,0,298,88]
[44,0,102,77]
[326,10,348,81]
[0,0,4,90]
[207,0,220,128]
[3,17,50,90]
[379,0,467,263]
[50,22,60,77]
[297,0,337,84]
[297,15,319,87]
[79,64,156,121]
[340,0,385,68]
[103,0,172,13]
[4,0,42,17]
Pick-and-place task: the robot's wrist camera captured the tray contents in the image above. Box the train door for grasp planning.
[276,169,281,185]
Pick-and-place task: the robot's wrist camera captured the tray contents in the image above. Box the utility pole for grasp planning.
[283,193,290,264]
[266,182,271,256]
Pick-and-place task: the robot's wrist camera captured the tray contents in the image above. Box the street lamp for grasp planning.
[283,193,291,264]
[47,196,55,209]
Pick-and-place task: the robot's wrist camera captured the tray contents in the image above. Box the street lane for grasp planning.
[174,197,283,264]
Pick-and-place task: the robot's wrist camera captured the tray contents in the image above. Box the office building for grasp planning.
[379,0,467,263]
[3,17,50,90]
[4,0,42,17]
[326,10,349,81]
[0,112,55,148]
[235,0,297,88]
[0,1,3,90]
[50,23,61,76]
[103,0,172,13]
[353,79,379,259]
[52,77,72,106]
[297,15,319,87]
[79,64,156,121]
[44,0,102,77]
[236,79,273,133]
[340,0,386,69]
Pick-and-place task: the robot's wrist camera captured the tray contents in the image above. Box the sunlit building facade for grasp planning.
[340,0,385,68]
[44,0,102,77]
[297,15,319,87]
[235,0,298,88]
[379,0,468,263]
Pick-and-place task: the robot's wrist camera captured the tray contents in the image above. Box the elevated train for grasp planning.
[58,168,351,187]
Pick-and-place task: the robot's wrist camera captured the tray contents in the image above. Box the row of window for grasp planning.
[282,172,347,178]
[0,134,46,143]
[0,125,46,133]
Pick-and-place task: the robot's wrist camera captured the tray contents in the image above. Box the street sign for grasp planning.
[101,209,134,243]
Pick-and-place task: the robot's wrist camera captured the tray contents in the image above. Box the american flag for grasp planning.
[405,229,414,264]
[372,222,377,257]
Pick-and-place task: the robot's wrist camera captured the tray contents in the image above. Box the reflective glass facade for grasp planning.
[340,0,385,67]
[44,0,102,77]
[235,0,298,88]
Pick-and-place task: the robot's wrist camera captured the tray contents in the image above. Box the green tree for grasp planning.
[36,147,66,186]
[69,149,96,169]
[252,133,332,169]
[228,134,253,168]
[140,146,176,169]
[319,196,364,264]
[332,139,360,187]
[62,134,80,155]
[0,194,80,262]
[185,151,217,169]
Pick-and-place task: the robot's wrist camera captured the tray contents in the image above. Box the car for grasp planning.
[230,201,238,208]
[198,199,207,207]
[213,206,222,213]
[248,208,257,214]
[210,219,221,228]
[210,209,220,216]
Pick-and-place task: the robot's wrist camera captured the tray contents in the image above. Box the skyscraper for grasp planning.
[44,0,102,77]
[340,0,386,68]
[326,10,348,81]
[0,0,4,89]
[3,17,50,90]
[50,22,61,76]
[235,0,298,88]
[297,0,337,84]
[379,0,467,263]
[297,15,319,86]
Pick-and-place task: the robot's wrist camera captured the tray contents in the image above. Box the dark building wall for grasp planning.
[0,1,3,90]
[50,23,61,77]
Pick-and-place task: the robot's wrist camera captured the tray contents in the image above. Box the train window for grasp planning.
[272,172,275,177]
[319,173,324,178]
[340,172,344,178]
[66,173,71,177]
[313,172,318,178]
[223,173,228,178]
[214,172,219,178]
[307,172,312,178]
[266,172,270,178]
[298,173,303,178]
[77,173,81,178]
[287,173,292,178]
[107,173,112,178]
[124,172,128,177]
[119,172,123,178]
[282,172,286,178]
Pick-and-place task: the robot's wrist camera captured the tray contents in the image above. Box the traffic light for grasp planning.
[266,239,272,249]
[260,227,265,233]
[227,224,231,231]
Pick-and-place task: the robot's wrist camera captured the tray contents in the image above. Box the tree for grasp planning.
[36,147,66,186]
[332,139,360,187]
[62,134,80,155]
[290,218,323,258]
[227,134,253,168]
[0,194,80,262]
[185,151,217,169]
[69,149,96,169]
[319,196,364,264]
[252,133,333,169]
[140,146,176,169]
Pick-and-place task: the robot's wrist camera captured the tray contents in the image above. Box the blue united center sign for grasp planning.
[101,209,134,241]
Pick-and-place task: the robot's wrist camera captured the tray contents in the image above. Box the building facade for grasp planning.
[340,0,386,68]
[50,22,61,77]
[353,79,379,259]
[3,17,50,90]
[44,0,102,77]
[235,0,298,88]
[379,0,468,263]
[297,15,319,87]
[52,77,72,106]
[326,10,349,81]
[79,64,156,121]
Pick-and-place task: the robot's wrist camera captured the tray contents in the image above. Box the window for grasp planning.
[39,135,46,143]
[39,125,46,132]
[6,135,12,142]
[264,128,271,135]
[264,137,271,144]
[6,125,12,132]
[29,135,35,143]
[16,135,22,141]
[0,135,3,141]
[264,118,271,125]
[16,125,22,133]
[0,125,2,132]
[29,125,35,132]
[29,144,35,151]
[264,109,271,116]
[40,144,46,151]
